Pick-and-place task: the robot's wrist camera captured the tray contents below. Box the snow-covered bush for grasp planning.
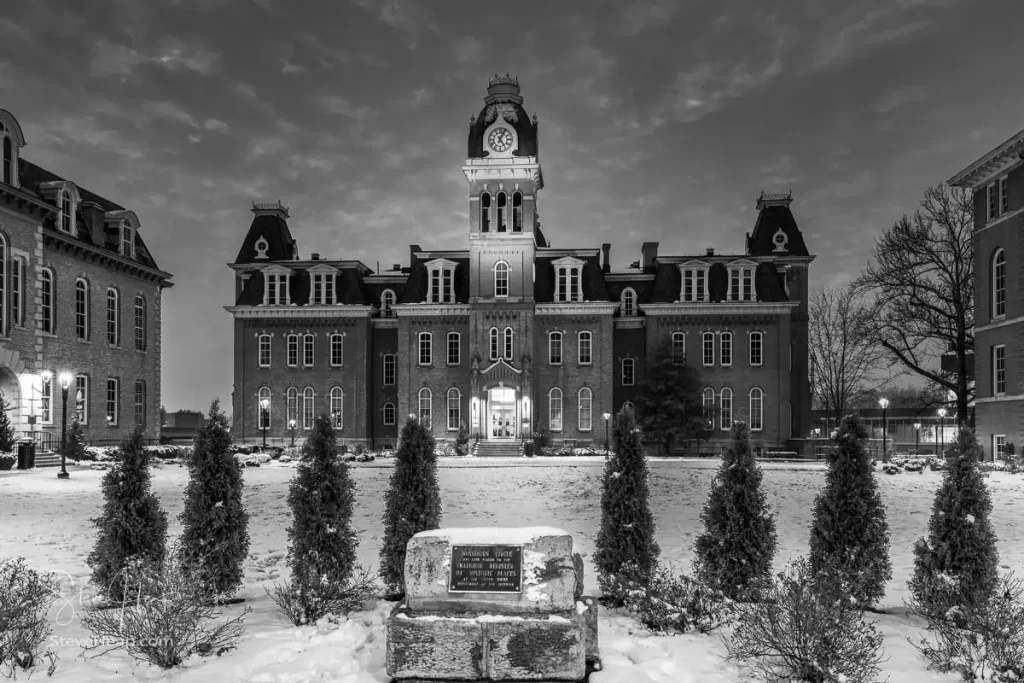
[0,451,14,470]
[907,572,1024,681]
[79,553,250,669]
[724,556,887,683]
[268,566,377,628]
[62,416,87,462]
[0,391,16,453]
[0,557,60,677]
[611,563,733,634]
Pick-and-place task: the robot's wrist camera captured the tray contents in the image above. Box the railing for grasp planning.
[17,430,60,453]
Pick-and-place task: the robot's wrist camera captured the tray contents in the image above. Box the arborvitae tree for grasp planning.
[287,414,357,588]
[379,415,441,598]
[693,421,777,601]
[64,415,87,461]
[909,427,999,617]
[634,342,710,456]
[177,399,250,601]
[87,428,168,600]
[0,391,16,452]
[808,415,892,609]
[593,407,659,604]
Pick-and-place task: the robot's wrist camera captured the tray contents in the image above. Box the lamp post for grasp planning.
[288,418,297,447]
[602,412,612,454]
[57,373,72,479]
[879,397,889,462]
[260,398,269,449]
[938,407,947,456]
[914,422,921,455]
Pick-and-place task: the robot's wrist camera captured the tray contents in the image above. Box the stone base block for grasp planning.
[386,605,588,681]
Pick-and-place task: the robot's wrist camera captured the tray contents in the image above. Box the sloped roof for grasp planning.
[747,204,810,257]
[399,258,471,304]
[233,213,297,264]
[234,267,370,306]
[534,254,609,303]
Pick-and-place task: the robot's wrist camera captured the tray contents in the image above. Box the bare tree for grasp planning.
[809,285,896,422]
[853,184,973,425]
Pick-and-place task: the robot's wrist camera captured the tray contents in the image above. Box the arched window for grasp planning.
[286,334,299,367]
[480,192,491,232]
[447,331,460,365]
[671,332,685,364]
[494,261,510,298]
[286,387,299,427]
[302,387,314,429]
[993,248,1006,319]
[40,269,54,333]
[330,387,343,429]
[381,289,396,317]
[548,331,562,365]
[303,333,315,366]
[720,387,733,430]
[621,288,636,316]
[578,331,592,365]
[703,387,715,428]
[418,387,432,426]
[720,331,733,366]
[257,387,271,430]
[134,295,147,351]
[496,192,507,232]
[578,387,593,431]
[330,334,344,366]
[512,191,523,232]
[258,333,271,367]
[548,387,563,431]
[74,279,89,340]
[749,387,763,431]
[447,387,460,431]
[489,327,500,361]
[749,331,763,366]
[106,289,119,346]
[418,331,432,365]
[503,326,514,360]
[382,401,396,426]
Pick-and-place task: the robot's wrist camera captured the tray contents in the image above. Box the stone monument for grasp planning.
[385,526,600,681]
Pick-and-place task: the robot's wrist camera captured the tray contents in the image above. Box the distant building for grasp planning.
[161,410,204,442]
[226,77,815,455]
[0,109,173,447]
[949,129,1024,460]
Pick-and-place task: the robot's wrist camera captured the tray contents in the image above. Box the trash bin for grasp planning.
[17,441,34,469]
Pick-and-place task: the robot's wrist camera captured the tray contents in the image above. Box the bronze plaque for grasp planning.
[448,545,523,593]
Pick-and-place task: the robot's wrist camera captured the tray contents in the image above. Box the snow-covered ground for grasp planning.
[2,457,1022,682]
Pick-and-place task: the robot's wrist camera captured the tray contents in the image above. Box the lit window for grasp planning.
[303,334,314,366]
[720,332,733,366]
[447,332,460,365]
[381,289,396,317]
[302,387,314,429]
[330,387,343,429]
[750,332,763,366]
[621,288,636,316]
[993,248,1006,319]
[383,353,396,385]
[418,387,432,426]
[549,332,562,365]
[134,295,146,350]
[549,388,563,431]
[330,334,344,366]
[994,344,1006,395]
[257,387,271,429]
[40,270,54,334]
[41,376,52,423]
[418,332,432,365]
[286,387,298,426]
[133,380,145,428]
[750,387,763,431]
[75,375,89,424]
[503,327,514,360]
[447,388,460,431]
[702,387,715,429]
[622,358,635,386]
[671,332,685,364]
[287,334,299,367]
[106,378,119,426]
[578,387,593,431]
[258,334,271,367]
[702,332,714,366]
[106,289,119,346]
[75,279,89,341]
[494,261,510,298]
[720,387,732,430]
[382,402,396,426]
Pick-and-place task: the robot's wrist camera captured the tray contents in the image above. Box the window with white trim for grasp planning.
[489,327,500,361]
[75,374,88,424]
[447,388,460,431]
[578,387,593,431]
[682,267,708,302]
[554,261,583,302]
[995,434,1007,460]
[383,401,396,426]
[330,334,344,366]
[494,261,510,298]
[311,272,335,305]
[480,192,491,232]
[59,190,75,234]
[41,376,52,424]
[286,387,298,426]
[418,387,432,426]
[40,269,54,334]
[549,388,563,431]
[993,248,1006,319]
[728,266,755,301]
[702,387,715,429]
[258,333,271,367]
[447,332,460,365]
[549,331,562,365]
[426,259,456,303]
[702,332,714,366]
[671,332,686,364]
[75,278,89,340]
[331,387,343,429]
[719,387,732,430]
[303,333,314,366]
[134,295,146,350]
[302,387,314,428]
[1,133,14,186]
[134,380,145,428]
[381,289,396,317]
[750,387,763,431]
[383,353,395,385]
[418,332,432,365]
[621,288,636,316]
[257,386,271,430]
[120,219,134,258]
[503,326,514,360]
[106,289,119,346]
[264,272,290,305]
[287,334,299,367]
[993,344,1006,395]
[578,331,592,365]
[11,256,23,327]
[106,378,118,426]
[720,332,733,366]
[622,358,635,386]
[988,177,1009,222]
[750,331,763,366]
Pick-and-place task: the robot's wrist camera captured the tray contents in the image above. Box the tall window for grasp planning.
[728,267,754,301]
[75,375,88,424]
[330,387,343,429]
[75,279,89,340]
[988,177,1009,221]
[489,327,500,361]
[671,332,685,364]
[480,192,491,232]
[287,334,299,367]
[330,334,344,366]
[427,263,456,303]
[503,327,514,360]
[993,248,1006,319]
[447,388,460,431]
[750,387,763,431]
[497,192,507,231]
[106,289,119,345]
[302,387,314,429]
[702,387,715,429]
[382,402,396,426]
[257,387,271,430]
[994,344,1006,395]
[120,220,133,257]
[265,273,290,305]
[512,191,523,232]
[106,378,119,425]
[622,358,635,386]
[40,269,54,333]
[549,332,562,365]
[683,267,708,302]
[621,288,636,316]
[41,376,52,423]
[418,332,432,365]
[258,334,271,367]
[10,256,22,327]
[383,353,396,385]
[555,265,582,302]
[134,295,146,350]
[719,387,732,430]
[702,332,714,366]
[549,387,563,431]
[720,332,733,366]
[578,387,592,431]
[447,332,460,365]
[750,331,763,366]
[578,331,592,365]
[312,273,335,305]
[0,236,5,333]
[494,261,510,298]
[60,192,74,234]
[381,289,396,317]
[286,387,299,426]
[995,434,1007,460]
[303,333,314,366]
[418,387,432,427]
[2,136,11,185]
[133,380,145,428]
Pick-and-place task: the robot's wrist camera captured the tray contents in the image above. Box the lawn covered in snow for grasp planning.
[2,457,1023,682]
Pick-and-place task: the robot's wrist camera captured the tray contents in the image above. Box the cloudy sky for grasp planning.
[2,0,1022,413]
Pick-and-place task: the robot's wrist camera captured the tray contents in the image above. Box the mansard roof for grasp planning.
[467,76,539,159]
[234,264,371,306]
[534,253,608,303]
[646,261,789,303]
[747,197,810,257]
[399,257,471,304]
[233,204,298,264]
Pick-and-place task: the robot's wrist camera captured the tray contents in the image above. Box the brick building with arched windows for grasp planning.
[226,77,814,456]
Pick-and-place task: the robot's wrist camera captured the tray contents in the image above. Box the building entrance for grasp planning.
[488,387,517,440]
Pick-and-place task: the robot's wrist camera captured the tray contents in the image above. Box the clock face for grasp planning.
[488,127,513,152]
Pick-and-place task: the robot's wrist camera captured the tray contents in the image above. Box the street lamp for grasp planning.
[260,398,269,449]
[938,407,947,456]
[602,412,612,454]
[914,422,921,455]
[879,397,890,462]
[57,372,73,479]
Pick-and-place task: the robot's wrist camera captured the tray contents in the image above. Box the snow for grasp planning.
[3,456,1023,682]
[415,526,568,543]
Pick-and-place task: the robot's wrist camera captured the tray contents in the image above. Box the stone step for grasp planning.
[474,442,522,457]
[32,452,61,467]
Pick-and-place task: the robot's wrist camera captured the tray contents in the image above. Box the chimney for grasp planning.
[706,248,714,256]
[641,242,659,271]
[601,243,611,273]
[392,263,402,271]
[311,253,320,261]
[80,201,106,246]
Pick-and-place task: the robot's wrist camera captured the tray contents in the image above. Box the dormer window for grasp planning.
[1,135,11,186]
[262,266,292,305]
[60,194,74,234]
[481,192,491,232]
[494,261,510,298]
[309,267,336,305]
[553,257,584,303]
[0,113,25,188]
[381,289,396,316]
[727,264,755,301]
[512,191,523,232]
[681,265,709,302]
[425,258,456,304]
[621,287,637,316]
[120,219,135,257]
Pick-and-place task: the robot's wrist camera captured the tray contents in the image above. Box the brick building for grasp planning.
[949,128,1024,459]
[226,77,814,454]
[0,108,173,447]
